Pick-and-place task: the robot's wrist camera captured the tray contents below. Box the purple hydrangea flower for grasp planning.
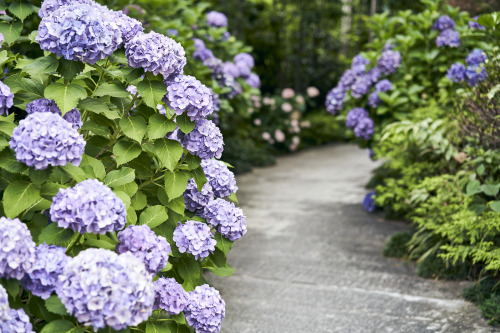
[346,107,369,129]
[194,47,214,62]
[465,65,487,86]
[37,4,123,65]
[153,277,189,315]
[184,179,214,215]
[338,69,358,89]
[164,75,214,121]
[204,199,247,241]
[1,309,34,333]
[206,11,228,28]
[126,31,186,78]
[235,61,251,78]
[432,15,456,31]
[377,50,401,75]
[351,54,370,74]
[223,62,240,78]
[383,42,394,51]
[368,79,393,108]
[116,225,171,275]
[113,10,143,43]
[325,86,346,115]
[0,217,36,280]
[21,243,69,300]
[10,112,85,170]
[246,73,261,88]
[38,0,94,18]
[466,49,487,67]
[367,67,382,84]
[447,63,466,82]
[201,159,237,198]
[50,179,127,234]
[234,53,255,68]
[363,192,376,212]
[173,221,216,260]
[182,119,224,160]
[25,98,82,129]
[56,248,154,331]
[0,81,13,115]
[167,29,179,37]
[469,16,485,30]
[354,117,375,140]
[436,29,460,47]
[351,74,372,99]
[193,38,205,50]
[204,57,224,74]
[0,285,9,321]
[185,284,225,333]
[0,32,3,44]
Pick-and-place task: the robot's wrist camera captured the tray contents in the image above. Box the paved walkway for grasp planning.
[208,144,498,333]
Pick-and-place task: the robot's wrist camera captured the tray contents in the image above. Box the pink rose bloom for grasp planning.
[281,88,295,99]
[281,102,293,113]
[307,86,320,98]
[274,129,285,142]
[253,118,262,126]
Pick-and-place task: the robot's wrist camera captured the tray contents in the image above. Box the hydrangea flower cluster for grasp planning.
[10,112,86,170]
[351,55,370,74]
[325,86,346,115]
[466,49,488,67]
[126,31,186,78]
[37,4,123,64]
[0,217,36,280]
[38,0,93,18]
[163,75,214,121]
[184,179,214,215]
[363,192,376,212]
[432,15,455,30]
[173,221,216,260]
[0,285,8,320]
[1,308,35,332]
[447,63,466,82]
[113,10,143,43]
[153,277,189,315]
[446,49,487,86]
[368,79,393,108]
[246,73,261,88]
[346,107,369,128]
[21,243,69,299]
[377,50,401,75]
[26,98,83,129]
[0,81,14,115]
[204,199,247,241]
[351,74,373,99]
[469,16,485,30]
[201,159,238,198]
[56,248,154,330]
[116,225,171,275]
[184,284,225,333]
[346,107,375,140]
[50,179,127,234]
[206,11,228,28]
[432,16,460,48]
[182,119,224,159]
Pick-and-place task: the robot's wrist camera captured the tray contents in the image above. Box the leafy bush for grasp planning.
[383,231,412,258]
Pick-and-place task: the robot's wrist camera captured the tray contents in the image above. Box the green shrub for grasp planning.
[383,231,412,258]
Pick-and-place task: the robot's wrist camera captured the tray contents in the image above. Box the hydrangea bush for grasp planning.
[0,1,248,331]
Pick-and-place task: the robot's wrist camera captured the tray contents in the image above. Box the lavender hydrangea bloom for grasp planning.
[38,0,94,18]
[223,62,240,78]
[204,199,247,241]
[50,179,127,234]
[346,107,369,129]
[0,285,8,321]
[354,117,375,140]
[447,63,466,82]
[325,86,346,115]
[194,47,214,61]
[351,74,372,99]
[338,69,357,89]
[56,248,154,330]
[377,50,401,75]
[116,225,171,275]
[351,54,370,74]
[185,285,225,333]
[184,179,214,215]
[204,57,224,74]
[126,31,186,78]
[469,16,485,30]
[246,73,261,88]
[436,29,460,47]
[182,119,224,159]
[432,15,455,30]
[206,11,228,28]
[234,53,255,68]
[367,67,382,83]
[10,113,85,169]
[368,79,392,108]
[465,65,487,86]
[1,309,34,333]
[363,192,376,212]
[466,49,487,67]
[201,159,237,198]
[113,10,143,43]
[37,4,123,65]
[193,38,205,50]
[26,98,83,129]
[235,61,251,78]
[163,75,214,121]
[173,221,216,260]
[153,277,189,315]
[21,243,69,300]
[0,217,36,280]
[0,81,13,115]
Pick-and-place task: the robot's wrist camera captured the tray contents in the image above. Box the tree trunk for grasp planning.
[340,0,352,56]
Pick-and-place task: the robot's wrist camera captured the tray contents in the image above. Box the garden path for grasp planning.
[208,144,498,333]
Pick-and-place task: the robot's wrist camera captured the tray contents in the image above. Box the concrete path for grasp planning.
[208,144,498,333]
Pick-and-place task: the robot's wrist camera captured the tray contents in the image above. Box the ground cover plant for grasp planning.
[0,0,250,331]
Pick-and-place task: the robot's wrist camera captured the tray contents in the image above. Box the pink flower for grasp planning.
[281,102,293,113]
[281,88,295,99]
[274,129,285,142]
[253,118,262,126]
[263,97,275,106]
[307,86,320,98]
[262,132,271,141]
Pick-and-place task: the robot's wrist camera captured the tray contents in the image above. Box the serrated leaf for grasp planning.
[45,83,88,114]
[94,83,129,98]
[165,195,185,215]
[60,164,88,182]
[57,58,85,81]
[126,206,137,225]
[215,232,234,254]
[137,79,166,108]
[8,1,35,21]
[481,184,500,197]
[177,256,203,291]
[105,167,135,188]
[81,155,106,180]
[113,190,131,208]
[78,98,113,116]
[0,149,28,173]
[154,138,183,171]
[164,171,188,200]
[23,55,59,76]
[113,140,142,165]
[83,237,117,250]
[185,154,201,170]
[131,191,147,210]
[490,201,500,212]
[38,223,74,246]
[146,321,176,333]
[3,279,19,298]
[41,319,77,333]
[176,113,195,134]
[191,166,207,192]
[139,205,168,228]
[119,116,147,143]
[147,114,176,140]
[0,21,22,44]
[114,181,138,197]
[45,295,68,316]
[466,180,481,196]
[3,181,41,218]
